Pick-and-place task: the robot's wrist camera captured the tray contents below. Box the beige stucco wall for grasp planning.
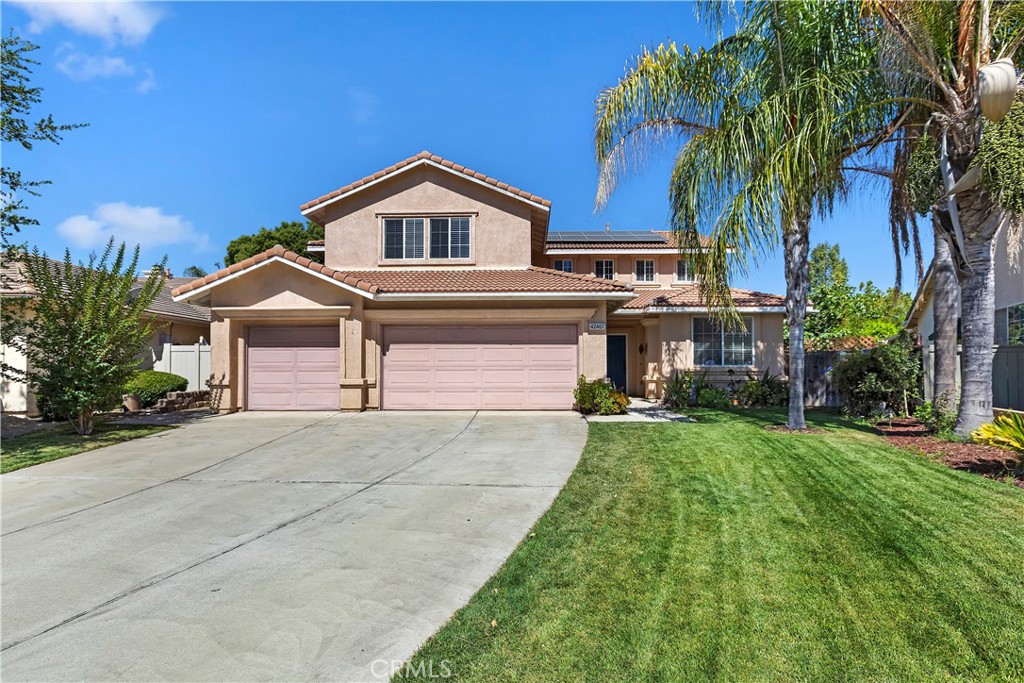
[548,253,693,287]
[317,166,538,271]
[609,311,786,398]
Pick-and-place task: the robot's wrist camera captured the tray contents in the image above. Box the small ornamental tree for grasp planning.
[0,239,165,434]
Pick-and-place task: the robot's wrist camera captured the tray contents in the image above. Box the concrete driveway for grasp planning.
[1,410,586,682]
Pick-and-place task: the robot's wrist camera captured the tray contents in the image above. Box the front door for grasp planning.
[606,334,627,392]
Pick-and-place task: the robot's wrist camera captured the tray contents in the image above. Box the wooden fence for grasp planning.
[805,344,1023,411]
[803,350,844,408]
[993,345,1024,411]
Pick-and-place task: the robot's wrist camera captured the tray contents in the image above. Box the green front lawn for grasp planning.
[1,423,172,473]
[400,409,1024,682]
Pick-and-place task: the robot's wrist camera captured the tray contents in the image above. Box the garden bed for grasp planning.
[876,418,1022,488]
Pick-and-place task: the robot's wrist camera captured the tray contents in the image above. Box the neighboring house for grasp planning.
[906,223,1024,409]
[0,261,211,414]
[172,151,787,412]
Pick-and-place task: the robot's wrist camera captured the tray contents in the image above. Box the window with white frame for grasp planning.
[676,259,694,282]
[635,259,655,282]
[594,259,615,280]
[429,217,470,259]
[554,259,574,273]
[1009,303,1024,346]
[383,216,470,260]
[692,316,754,366]
[383,218,424,259]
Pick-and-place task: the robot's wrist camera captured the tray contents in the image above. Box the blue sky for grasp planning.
[2,1,929,293]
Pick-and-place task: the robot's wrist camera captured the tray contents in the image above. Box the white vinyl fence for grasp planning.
[151,343,211,391]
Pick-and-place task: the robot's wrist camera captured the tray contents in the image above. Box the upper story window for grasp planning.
[676,259,695,282]
[594,259,615,280]
[429,217,470,259]
[384,218,424,259]
[554,259,574,273]
[635,259,655,283]
[383,216,470,261]
[693,316,754,366]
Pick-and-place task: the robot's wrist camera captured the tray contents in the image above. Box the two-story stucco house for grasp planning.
[172,152,787,412]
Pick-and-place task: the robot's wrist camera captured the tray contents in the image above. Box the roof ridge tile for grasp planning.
[300,152,552,212]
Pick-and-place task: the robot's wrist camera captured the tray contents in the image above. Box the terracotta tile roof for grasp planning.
[171,245,632,298]
[619,285,786,310]
[307,239,325,248]
[344,266,632,294]
[546,230,711,250]
[171,245,382,297]
[300,151,551,213]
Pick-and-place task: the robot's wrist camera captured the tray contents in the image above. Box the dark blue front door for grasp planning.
[607,335,627,392]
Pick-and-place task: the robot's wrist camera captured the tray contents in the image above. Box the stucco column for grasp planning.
[339,316,367,410]
[208,315,239,413]
[641,318,662,399]
[582,303,608,379]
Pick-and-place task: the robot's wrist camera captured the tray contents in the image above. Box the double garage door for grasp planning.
[246,324,578,411]
[382,325,578,410]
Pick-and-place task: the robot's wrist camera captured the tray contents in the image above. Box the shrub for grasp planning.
[573,375,629,416]
[125,370,188,408]
[914,392,957,437]
[832,334,919,417]
[736,369,788,407]
[972,412,1024,475]
[662,371,696,408]
[696,386,731,409]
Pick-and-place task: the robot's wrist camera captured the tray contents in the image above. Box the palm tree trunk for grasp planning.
[784,214,810,430]
[931,220,959,404]
[954,235,996,434]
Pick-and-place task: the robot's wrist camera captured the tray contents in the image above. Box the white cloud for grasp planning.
[57,52,134,80]
[58,202,210,252]
[12,1,163,45]
[136,68,156,94]
[347,88,379,125]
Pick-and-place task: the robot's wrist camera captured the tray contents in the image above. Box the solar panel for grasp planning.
[546,230,669,244]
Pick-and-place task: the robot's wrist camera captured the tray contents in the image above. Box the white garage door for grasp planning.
[247,326,340,410]
[382,325,578,410]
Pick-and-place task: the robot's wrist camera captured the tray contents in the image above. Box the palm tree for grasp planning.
[595,1,889,429]
[864,0,1023,433]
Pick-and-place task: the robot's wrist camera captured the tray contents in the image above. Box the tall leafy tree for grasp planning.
[0,240,165,434]
[863,0,1024,432]
[595,1,889,429]
[224,221,324,265]
[1,30,86,249]
[806,243,911,347]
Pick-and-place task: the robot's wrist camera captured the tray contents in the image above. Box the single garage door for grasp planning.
[382,325,578,410]
[247,326,340,410]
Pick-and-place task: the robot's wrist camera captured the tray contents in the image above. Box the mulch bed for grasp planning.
[876,418,1023,489]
